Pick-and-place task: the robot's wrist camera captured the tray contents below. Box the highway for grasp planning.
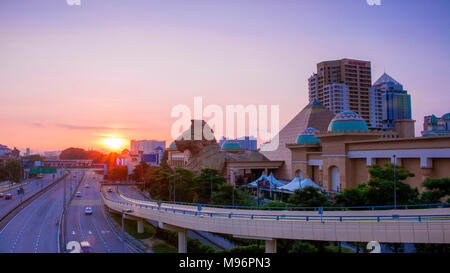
[64,172,135,253]
[0,175,57,219]
[0,170,135,253]
[0,174,72,253]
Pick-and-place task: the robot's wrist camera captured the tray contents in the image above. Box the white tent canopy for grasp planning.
[246,173,284,189]
[246,173,268,187]
[278,177,320,192]
[301,178,320,189]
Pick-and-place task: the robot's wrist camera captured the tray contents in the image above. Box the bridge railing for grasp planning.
[122,197,450,212]
[102,193,450,223]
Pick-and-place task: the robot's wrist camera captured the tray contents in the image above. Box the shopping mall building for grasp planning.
[262,101,450,193]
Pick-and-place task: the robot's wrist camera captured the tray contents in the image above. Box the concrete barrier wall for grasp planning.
[103,195,450,244]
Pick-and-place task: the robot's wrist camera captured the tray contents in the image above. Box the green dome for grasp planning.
[422,130,439,137]
[442,113,450,120]
[296,127,320,144]
[328,111,368,133]
[169,141,177,149]
[221,141,241,150]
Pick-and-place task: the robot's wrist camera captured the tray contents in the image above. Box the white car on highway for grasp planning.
[84,207,93,215]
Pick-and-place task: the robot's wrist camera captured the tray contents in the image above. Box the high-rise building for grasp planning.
[308,58,373,126]
[130,140,166,155]
[371,73,412,129]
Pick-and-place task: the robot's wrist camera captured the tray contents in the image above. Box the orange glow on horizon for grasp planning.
[101,136,127,151]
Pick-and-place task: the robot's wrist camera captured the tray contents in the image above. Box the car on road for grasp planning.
[4,193,12,200]
[85,184,90,188]
[75,192,81,197]
[80,241,92,253]
[107,188,113,192]
[0,193,4,198]
[84,207,93,215]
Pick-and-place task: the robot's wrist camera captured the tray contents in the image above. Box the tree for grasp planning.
[365,163,418,206]
[107,165,128,181]
[334,185,368,207]
[287,186,330,207]
[288,241,318,253]
[146,167,196,203]
[192,168,226,204]
[59,147,102,160]
[420,177,450,203]
[4,160,22,183]
[210,183,253,206]
[130,161,150,182]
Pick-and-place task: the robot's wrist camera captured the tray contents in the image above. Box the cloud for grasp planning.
[32,123,44,127]
[55,123,138,131]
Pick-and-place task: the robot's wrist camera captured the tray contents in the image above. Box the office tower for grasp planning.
[308,58,373,126]
[371,73,412,129]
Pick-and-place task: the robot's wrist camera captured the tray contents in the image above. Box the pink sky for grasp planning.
[1,0,449,153]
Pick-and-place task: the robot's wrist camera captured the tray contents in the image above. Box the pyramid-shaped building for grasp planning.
[261,100,335,179]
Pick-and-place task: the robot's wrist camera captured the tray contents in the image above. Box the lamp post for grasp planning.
[393,155,397,209]
[210,171,213,202]
[173,173,176,203]
[121,210,125,253]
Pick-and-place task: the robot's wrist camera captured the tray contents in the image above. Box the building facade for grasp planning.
[308,58,373,127]
[371,73,412,129]
[287,111,450,193]
[130,140,166,155]
[422,113,450,136]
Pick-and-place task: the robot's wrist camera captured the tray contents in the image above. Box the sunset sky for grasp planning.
[1,0,449,153]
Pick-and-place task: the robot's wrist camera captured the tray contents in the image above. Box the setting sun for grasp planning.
[102,137,126,151]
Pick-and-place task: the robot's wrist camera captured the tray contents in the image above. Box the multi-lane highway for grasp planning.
[0,175,57,219]
[0,174,72,253]
[64,172,135,253]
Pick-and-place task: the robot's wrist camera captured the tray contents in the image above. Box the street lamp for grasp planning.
[209,170,214,202]
[173,173,176,203]
[393,155,397,209]
[121,208,133,253]
[121,210,125,252]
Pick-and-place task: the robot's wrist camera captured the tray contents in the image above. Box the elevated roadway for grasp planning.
[101,190,450,253]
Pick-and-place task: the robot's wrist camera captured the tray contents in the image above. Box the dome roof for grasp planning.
[221,140,241,150]
[328,111,368,133]
[296,127,320,144]
[169,141,177,149]
[442,113,450,120]
[422,130,439,137]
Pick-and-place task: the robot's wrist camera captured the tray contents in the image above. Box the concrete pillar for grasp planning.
[265,239,277,253]
[137,220,144,234]
[178,229,187,253]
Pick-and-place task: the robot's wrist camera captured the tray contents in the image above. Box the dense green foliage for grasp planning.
[420,177,450,203]
[136,166,252,206]
[288,186,330,207]
[334,163,419,207]
[0,160,22,182]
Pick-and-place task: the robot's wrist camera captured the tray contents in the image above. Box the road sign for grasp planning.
[29,167,57,174]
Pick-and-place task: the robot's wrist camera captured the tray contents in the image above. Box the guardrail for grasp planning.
[128,198,450,212]
[103,193,450,224]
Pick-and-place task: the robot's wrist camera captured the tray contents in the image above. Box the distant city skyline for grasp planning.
[1,0,449,151]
